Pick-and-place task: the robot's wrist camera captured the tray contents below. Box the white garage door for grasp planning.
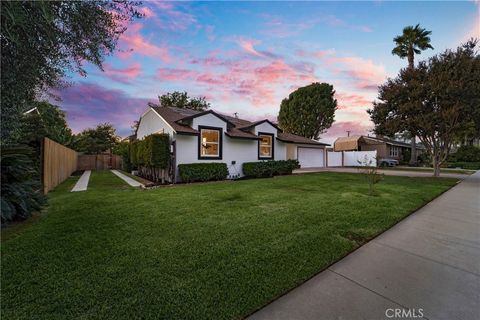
[298,147,324,168]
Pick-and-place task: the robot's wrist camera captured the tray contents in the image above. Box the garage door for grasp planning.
[298,147,324,168]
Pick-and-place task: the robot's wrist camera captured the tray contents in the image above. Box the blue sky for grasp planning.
[57,1,479,142]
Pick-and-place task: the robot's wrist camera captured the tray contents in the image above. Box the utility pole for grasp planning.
[346,130,351,137]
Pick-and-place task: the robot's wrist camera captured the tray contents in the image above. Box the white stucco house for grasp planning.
[136,105,329,180]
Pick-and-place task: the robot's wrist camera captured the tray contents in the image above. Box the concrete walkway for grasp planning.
[111,170,144,187]
[249,172,480,320]
[294,167,470,180]
[71,170,91,192]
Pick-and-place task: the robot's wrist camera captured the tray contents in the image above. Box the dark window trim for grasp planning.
[198,125,223,160]
[258,132,275,160]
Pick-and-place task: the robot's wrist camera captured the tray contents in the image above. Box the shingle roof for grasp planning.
[147,105,327,145]
[334,135,425,151]
[277,132,329,145]
[151,105,199,134]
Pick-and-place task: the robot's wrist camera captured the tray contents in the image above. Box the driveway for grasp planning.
[248,171,480,320]
[294,167,470,180]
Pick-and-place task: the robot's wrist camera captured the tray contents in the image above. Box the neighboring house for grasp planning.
[333,135,424,162]
[136,106,329,180]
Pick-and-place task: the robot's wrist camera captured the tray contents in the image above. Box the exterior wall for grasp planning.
[252,122,286,160]
[137,109,175,140]
[286,144,296,160]
[192,113,227,132]
[386,145,402,160]
[175,115,287,181]
[359,142,388,158]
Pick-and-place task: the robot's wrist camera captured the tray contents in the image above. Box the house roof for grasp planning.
[277,132,329,145]
[237,119,282,132]
[147,105,328,145]
[334,135,424,151]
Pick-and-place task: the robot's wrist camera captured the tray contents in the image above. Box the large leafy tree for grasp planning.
[1,1,140,222]
[278,83,337,140]
[159,91,211,111]
[392,24,434,164]
[74,123,119,155]
[1,1,141,143]
[369,40,480,177]
[21,102,74,147]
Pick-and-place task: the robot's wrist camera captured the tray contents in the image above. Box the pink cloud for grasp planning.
[236,37,265,57]
[150,1,198,31]
[323,121,373,139]
[155,56,316,107]
[156,68,199,81]
[302,49,386,90]
[117,22,171,62]
[53,82,152,136]
[103,63,142,83]
[139,6,156,18]
[335,93,373,110]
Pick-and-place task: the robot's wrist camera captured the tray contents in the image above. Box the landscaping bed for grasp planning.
[1,171,457,319]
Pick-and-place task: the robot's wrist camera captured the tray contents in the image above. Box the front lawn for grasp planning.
[1,172,457,319]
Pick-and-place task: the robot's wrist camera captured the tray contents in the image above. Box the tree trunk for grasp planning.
[409,134,417,166]
[408,47,414,69]
[432,154,441,177]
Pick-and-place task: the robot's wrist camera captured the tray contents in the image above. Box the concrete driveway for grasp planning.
[248,171,480,320]
[294,167,471,180]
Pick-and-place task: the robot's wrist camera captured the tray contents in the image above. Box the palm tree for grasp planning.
[392,24,433,165]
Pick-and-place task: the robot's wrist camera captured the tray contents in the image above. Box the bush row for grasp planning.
[178,163,228,183]
[129,134,171,183]
[449,145,480,162]
[130,134,170,169]
[447,161,480,170]
[242,160,300,178]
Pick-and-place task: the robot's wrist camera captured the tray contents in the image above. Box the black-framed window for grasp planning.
[258,132,274,160]
[198,126,223,159]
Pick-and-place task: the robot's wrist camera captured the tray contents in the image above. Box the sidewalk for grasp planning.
[248,172,480,320]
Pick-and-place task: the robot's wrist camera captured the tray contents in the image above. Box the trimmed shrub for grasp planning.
[448,161,480,170]
[242,160,300,178]
[450,145,480,162]
[128,134,172,183]
[178,163,228,183]
[129,140,139,169]
[150,134,170,169]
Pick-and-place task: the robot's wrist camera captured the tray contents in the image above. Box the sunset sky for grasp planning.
[56,1,479,143]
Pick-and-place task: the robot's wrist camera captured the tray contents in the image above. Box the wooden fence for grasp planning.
[42,137,78,193]
[77,154,122,171]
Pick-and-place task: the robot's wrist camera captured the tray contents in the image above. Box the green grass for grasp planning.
[1,172,457,319]
[380,166,474,174]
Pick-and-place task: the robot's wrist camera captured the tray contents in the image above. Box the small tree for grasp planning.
[159,91,210,111]
[357,156,383,195]
[74,123,118,154]
[278,83,337,140]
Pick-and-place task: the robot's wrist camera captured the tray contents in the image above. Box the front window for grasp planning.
[258,133,273,159]
[200,127,221,158]
[389,146,399,157]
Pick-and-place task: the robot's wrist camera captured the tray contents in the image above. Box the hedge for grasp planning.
[242,160,300,178]
[178,163,228,183]
[129,133,171,183]
[448,145,480,162]
[447,161,480,170]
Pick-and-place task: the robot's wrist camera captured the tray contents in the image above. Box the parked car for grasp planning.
[379,158,399,167]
